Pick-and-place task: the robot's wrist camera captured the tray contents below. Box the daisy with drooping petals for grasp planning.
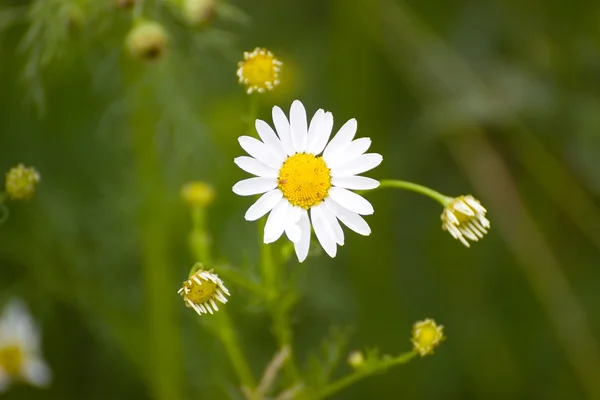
[232,100,382,262]
[0,299,51,392]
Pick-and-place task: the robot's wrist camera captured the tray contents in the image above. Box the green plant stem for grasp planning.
[376,180,451,206]
[313,351,418,400]
[188,206,257,389]
[129,73,182,400]
[213,266,266,298]
[211,311,257,388]
[258,217,277,297]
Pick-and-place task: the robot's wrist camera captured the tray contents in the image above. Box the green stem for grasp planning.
[258,217,277,297]
[211,311,256,388]
[313,351,418,400]
[376,179,451,206]
[188,207,257,390]
[213,266,266,298]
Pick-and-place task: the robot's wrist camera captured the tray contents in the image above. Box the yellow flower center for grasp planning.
[278,153,331,209]
[0,345,25,376]
[184,279,217,304]
[237,48,281,93]
[412,319,445,356]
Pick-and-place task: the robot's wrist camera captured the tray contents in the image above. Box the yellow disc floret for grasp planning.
[278,153,331,209]
[237,48,282,94]
[0,345,25,376]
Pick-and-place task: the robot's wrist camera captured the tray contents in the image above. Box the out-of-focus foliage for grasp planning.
[1,0,600,399]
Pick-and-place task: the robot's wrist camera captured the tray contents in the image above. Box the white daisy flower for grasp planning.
[0,299,51,392]
[232,100,382,262]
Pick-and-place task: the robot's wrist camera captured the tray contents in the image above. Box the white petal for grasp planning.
[285,223,302,243]
[294,211,311,262]
[255,119,285,159]
[287,205,303,224]
[305,109,324,154]
[311,111,334,155]
[321,203,344,245]
[331,153,383,177]
[0,299,39,351]
[332,176,380,190]
[244,190,283,221]
[323,118,357,163]
[234,156,278,178]
[232,177,277,196]
[272,106,295,156]
[264,199,290,243]
[325,198,371,236]
[22,358,51,387]
[290,100,308,152]
[311,205,337,257]
[238,136,283,169]
[0,367,9,393]
[327,137,371,168]
[328,187,374,215]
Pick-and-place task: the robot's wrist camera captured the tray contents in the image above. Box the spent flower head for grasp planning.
[5,164,40,200]
[237,48,282,94]
[0,299,51,392]
[441,195,490,247]
[411,319,445,357]
[126,21,168,61]
[232,100,382,262]
[178,267,230,316]
[181,181,215,208]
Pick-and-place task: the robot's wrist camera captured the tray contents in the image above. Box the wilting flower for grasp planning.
[441,195,490,247]
[5,164,40,200]
[126,21,168,61]
[181,181,215,208]
[232,100,382,262]
[178,269,230,316]
[237,48,282,94]
[411,319,445,357]
[0,299,51,392]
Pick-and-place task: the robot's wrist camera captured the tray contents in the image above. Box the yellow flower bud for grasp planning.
[411,319,445,356]
[5,164,40,200]
[347,351,365,369]
[181,181,215,208]
[182,0,216,26]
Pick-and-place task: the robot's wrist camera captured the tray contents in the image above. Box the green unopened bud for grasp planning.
[182,0,216,26]
[347,351,365,369]
[126,21,168,61]
[5,164,40,200]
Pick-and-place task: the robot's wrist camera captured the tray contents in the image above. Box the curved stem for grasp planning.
[313,351,417,400]
[375,179,451,206]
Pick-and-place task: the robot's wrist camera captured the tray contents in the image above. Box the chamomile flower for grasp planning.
[0,299,51,392]
[411,319,445,356]
[232,100,382,262]
[441,195,490,247]
[237,48,282,94]
[178,269,230,316]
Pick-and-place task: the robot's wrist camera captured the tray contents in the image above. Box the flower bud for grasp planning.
[5,164,40,200]
[126,21,168,61]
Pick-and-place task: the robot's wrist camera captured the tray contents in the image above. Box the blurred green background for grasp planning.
[1,0,600,398]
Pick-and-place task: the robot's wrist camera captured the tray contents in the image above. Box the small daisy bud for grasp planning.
[178,268,230,316]
[5,164,40,200]
[182,0,216,26]
[180,182,215,208]
[441,195,490,247]
[126,21,168,62]
[347,351,365,369]
[411,319,445,357]
[236,47,282,94]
